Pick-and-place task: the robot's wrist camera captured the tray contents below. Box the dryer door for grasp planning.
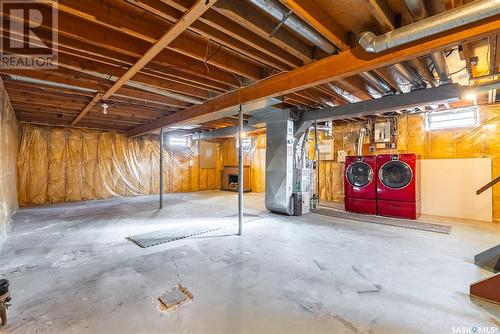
[379,161,413,189]
[346,162,373,188]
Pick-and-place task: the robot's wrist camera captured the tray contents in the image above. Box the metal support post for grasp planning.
[159,127,164,209]
[238,104,244,236]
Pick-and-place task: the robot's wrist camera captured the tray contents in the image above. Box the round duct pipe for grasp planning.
[358,0,500,53]
[246,0,337,54]
[359,72,394,95]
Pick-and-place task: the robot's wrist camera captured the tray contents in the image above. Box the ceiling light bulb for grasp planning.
[102,103,109,114]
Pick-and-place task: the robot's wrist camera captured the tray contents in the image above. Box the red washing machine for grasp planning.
[377,153,421,219]
[344,156,377,215]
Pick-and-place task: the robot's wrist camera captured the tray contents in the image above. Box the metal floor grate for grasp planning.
[127,215,266,248]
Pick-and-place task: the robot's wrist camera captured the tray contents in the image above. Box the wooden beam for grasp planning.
[102,0,217,100]
[213,0,314,63]
[366,0,395,32]
[489,33,499,75]
[4,3,252,83]
[56,54,214,99]
[373,68,401,92]
[409,58,436,87]
[3,75,192,109]
[71,0,217,125]
[5,26,237,91]
[496,33,500,75]
[459,43,474,79]
[128,16,500,136]
[127,0,302,69]
[71,93,103,125]
[335,77,373,101]
[278,0,348,51]
[55,0,289,73]
[275,0,375,100]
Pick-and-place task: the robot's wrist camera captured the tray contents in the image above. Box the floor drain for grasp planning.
[158,284,193,311]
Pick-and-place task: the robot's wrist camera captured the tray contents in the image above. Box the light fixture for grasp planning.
[463,91,478,106]
[464,92,477,101]
[101,103,109,115]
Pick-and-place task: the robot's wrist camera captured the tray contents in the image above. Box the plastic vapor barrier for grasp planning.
[17,124,223,206]
[0,78,18,238]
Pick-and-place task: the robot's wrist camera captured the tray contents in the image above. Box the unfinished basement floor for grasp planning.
[0,191,499,334]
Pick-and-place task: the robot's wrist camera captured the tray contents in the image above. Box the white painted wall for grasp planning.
[421,158,492,222]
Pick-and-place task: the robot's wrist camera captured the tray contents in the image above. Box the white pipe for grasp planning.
[357,128,366,156]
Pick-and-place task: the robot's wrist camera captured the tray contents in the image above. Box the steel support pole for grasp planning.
[159,127,164,209]
[238,104,244,236]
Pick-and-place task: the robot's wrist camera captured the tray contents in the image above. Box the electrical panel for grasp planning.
[374,121,391,143]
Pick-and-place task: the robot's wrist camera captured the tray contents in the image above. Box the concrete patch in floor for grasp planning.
[158,284,193,311]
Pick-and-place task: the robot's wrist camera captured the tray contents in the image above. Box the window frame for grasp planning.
[426,106,479,131]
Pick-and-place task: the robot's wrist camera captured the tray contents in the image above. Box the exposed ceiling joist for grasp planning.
[302,84,461,122]
[127,0,301,70]
[72,0,218,125]
[277,0,348,51]
[128,16,500,136]
[408,58,436,87]
[366,0,396,32]
[213,0,313,63]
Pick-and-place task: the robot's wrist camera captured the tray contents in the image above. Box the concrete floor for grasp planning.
[0,191,499,334]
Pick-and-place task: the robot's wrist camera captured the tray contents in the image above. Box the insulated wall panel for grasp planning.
[0,78,18,239]
[17,126,223,206]
[47,129,66,203]
[66,130,83,202]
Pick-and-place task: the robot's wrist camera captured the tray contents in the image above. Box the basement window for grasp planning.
[426,107,479,131]
[169,136,189,147]
[236,137,252,150]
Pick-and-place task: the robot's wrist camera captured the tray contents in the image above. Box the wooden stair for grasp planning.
[470,273,500,305]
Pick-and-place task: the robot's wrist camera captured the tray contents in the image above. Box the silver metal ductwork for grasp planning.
[358,0,500,53]
[430,51,451,84]
[359,71,394,95]
[403,0,451,85]
[246,0,337,54]
[404,0,429,21]
[391,62,425,90]
[265,118,295,215]
[247,0,401,97]
[325,83,361,103]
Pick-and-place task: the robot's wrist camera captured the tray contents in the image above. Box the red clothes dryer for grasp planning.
[376,153,421,219]
[344,155,377,215]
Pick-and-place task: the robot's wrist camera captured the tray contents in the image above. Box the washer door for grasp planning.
[346,162,373,188]
[379,161,413,189]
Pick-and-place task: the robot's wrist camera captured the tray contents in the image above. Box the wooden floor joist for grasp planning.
[71,0,218,125]
[128,16,500,137]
